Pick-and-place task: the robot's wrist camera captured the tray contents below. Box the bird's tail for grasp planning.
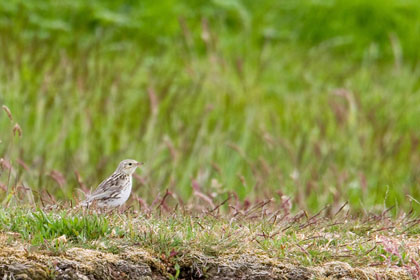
[79,198,90,208]
[76,188,92,208]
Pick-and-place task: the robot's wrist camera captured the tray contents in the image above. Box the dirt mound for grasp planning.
[0,238,411,280]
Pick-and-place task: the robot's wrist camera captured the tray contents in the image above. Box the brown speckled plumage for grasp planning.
[81,159,142,208]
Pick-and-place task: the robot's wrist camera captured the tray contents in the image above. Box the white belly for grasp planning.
[98,177,132,208]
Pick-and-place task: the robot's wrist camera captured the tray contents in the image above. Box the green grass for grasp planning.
[1,205,420,270]
[0,207,111,245]
[1,0,420,213]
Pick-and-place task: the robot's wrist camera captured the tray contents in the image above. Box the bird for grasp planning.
[80,159,143,208]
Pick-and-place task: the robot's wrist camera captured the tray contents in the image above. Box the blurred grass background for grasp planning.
[1,0,420,213]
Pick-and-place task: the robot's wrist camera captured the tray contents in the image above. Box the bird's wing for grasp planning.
[88,185,124,201]
[81,173,128,205]
[91,172,126,196]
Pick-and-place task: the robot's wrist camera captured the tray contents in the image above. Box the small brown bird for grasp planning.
[81,159,142,208]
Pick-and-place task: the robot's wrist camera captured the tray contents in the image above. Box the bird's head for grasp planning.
[116,159,143,175]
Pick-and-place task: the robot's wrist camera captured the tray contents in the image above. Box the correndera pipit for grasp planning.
[81,159,143,208]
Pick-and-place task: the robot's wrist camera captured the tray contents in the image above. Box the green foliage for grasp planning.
[0,208,111,244]
[0,0,420,212]
[1,0,420,61]
[1,207,419,268]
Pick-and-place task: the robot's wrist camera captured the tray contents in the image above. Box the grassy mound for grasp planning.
[1,205,420,279]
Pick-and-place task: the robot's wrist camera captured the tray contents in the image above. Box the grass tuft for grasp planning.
[0,205,419,273]
[0,208,112,245]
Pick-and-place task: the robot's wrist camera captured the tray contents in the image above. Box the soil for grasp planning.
[0,234,412,280]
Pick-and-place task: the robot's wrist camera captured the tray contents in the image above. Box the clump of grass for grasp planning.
[1,203,420,275]
[0,207,113,245]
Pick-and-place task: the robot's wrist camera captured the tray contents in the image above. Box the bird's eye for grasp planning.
[128,163,132,166]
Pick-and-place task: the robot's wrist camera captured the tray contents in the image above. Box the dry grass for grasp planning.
[0,202,420,279]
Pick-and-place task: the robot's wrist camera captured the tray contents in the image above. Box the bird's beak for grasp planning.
[136,162,144,167]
